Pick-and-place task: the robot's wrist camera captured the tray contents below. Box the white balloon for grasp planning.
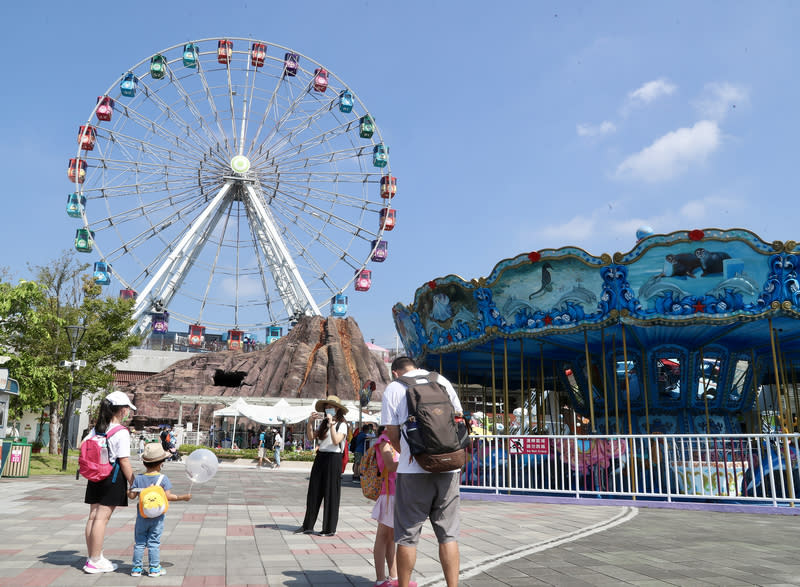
[185,448,219,484]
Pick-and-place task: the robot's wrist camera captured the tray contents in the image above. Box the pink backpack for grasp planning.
[78,426,125,482]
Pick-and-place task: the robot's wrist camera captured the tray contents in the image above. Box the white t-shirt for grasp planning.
[317,422,347,453]
[88,424,131,465]
[273,433,283,449]
[381,369,463,474]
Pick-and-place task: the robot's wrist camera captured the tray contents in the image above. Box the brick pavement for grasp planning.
[1,460,799,586]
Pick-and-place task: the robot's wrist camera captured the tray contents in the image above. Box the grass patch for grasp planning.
[27,451,79,476]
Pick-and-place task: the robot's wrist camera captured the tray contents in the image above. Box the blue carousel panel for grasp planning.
[628,238,769,317]
[394,228,793,360]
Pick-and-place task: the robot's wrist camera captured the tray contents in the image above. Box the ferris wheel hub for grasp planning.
[230,155,251,173]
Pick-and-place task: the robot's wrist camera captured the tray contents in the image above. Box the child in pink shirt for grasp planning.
[371,427,416,587]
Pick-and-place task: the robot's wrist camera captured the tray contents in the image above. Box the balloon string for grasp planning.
[188,481,194,495]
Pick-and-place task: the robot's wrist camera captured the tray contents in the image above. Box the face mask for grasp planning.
[325,408,336,418]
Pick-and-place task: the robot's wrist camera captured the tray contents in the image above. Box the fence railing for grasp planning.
[461,433,800,507]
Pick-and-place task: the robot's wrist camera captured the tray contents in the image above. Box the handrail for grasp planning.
[460,433,800,507]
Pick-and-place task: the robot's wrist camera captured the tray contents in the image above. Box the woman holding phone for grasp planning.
[295,395,348,536]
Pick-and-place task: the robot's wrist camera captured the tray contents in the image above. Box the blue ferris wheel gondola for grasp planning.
[331,294,348,317]
[93,262,112,285]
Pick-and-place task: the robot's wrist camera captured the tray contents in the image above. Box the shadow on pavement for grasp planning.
[37,549,84,570]
[282,569,373,585]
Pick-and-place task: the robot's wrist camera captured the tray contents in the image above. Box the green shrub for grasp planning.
[178,445,318,462]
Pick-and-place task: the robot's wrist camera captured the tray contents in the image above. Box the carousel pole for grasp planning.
[539,346,546,432]
[552,361,561,433]
[457,352,462,403]
[768,320,790,432]
[791,360,799,431]
[439,354,443,376]
[768,318,796,504]
[639,344,651,435]
[699,347,712,435]
[775,334,793,431]
[612,334,620,433]
[752,349,763,431]
[601,328,609,434]
[527,359,533,432]
[503,338,510,434]
[491,342,497,433]
[583,329,596,433]
[519,340,525,432]
[621,325,633,435]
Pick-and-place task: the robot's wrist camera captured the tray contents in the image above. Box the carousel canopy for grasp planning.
[393,228,800,433]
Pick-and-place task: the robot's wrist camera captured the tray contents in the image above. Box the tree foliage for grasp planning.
[0,251,140,452]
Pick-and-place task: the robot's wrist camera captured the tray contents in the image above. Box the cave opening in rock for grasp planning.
[214,370,247,387]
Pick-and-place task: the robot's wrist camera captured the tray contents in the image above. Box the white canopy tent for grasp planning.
[212,398,316,426]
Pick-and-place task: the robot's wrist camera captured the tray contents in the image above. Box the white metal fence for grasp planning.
[461,433,800,507]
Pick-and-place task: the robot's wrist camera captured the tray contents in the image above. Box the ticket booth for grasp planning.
[0,368,29,478]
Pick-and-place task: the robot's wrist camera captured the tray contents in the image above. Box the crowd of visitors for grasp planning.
[78,355,463,586]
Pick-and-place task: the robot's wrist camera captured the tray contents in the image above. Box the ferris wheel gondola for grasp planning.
[66,37,396,337]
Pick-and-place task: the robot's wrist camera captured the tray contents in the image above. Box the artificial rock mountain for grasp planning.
[122,316,391,425]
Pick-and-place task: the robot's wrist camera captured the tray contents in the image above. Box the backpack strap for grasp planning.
[155,474,164,488]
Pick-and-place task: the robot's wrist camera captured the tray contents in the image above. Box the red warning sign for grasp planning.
[508,437,549,455]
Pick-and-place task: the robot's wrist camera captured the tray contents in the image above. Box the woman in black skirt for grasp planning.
[82,391,136,574]
[296,395,348,536]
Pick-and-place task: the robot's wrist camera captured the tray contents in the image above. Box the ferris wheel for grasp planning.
[67,38,397,339]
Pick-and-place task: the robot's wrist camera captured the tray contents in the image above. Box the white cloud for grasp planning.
[693,82,748,121]
[529,193,748,252]
[538,214,597,242]
[615,120,721,182]
[628,78,677,104]
[576,121,617,137]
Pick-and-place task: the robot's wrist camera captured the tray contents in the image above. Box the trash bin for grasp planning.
[1,440,31,478]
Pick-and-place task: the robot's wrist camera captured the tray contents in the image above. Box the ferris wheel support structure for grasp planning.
[131,170,322,335]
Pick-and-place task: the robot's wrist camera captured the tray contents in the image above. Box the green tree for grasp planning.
[0,251,140,453]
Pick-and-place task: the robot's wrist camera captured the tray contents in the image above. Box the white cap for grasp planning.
[106,390,136,410]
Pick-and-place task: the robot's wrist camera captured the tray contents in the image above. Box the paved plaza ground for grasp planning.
[2,460,800,586]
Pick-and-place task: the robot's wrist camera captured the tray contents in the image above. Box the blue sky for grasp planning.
[1,1,799,349]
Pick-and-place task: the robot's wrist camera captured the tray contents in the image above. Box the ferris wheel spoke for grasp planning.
[163,62,226,149]
[252,98,340,166]
[101,129,203,168]
[254,80,322,160]
[83,156,201,178]
[245,62,291,158]
[134,77,219,155]
[269,176,381,209]
[269,196,367,269]
[195,61,234,148]
[270,183,380,239]
[267,147,372,175]
[266,118,357,164]
[91,186,209,231]
[223,56,239,150]
[116,100,213,158]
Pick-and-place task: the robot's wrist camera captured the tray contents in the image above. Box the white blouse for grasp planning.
[317,422,347,453]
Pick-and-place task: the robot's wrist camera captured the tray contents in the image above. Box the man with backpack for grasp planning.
[382,356,465,587]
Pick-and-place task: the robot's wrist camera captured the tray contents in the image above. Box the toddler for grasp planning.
[128,443,191,577]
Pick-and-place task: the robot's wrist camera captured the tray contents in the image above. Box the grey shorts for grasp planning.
[393,472,460,546]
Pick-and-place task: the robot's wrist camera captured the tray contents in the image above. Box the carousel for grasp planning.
[392,228,800,504]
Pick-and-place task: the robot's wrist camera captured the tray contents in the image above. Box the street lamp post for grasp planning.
[61,324,86,472]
